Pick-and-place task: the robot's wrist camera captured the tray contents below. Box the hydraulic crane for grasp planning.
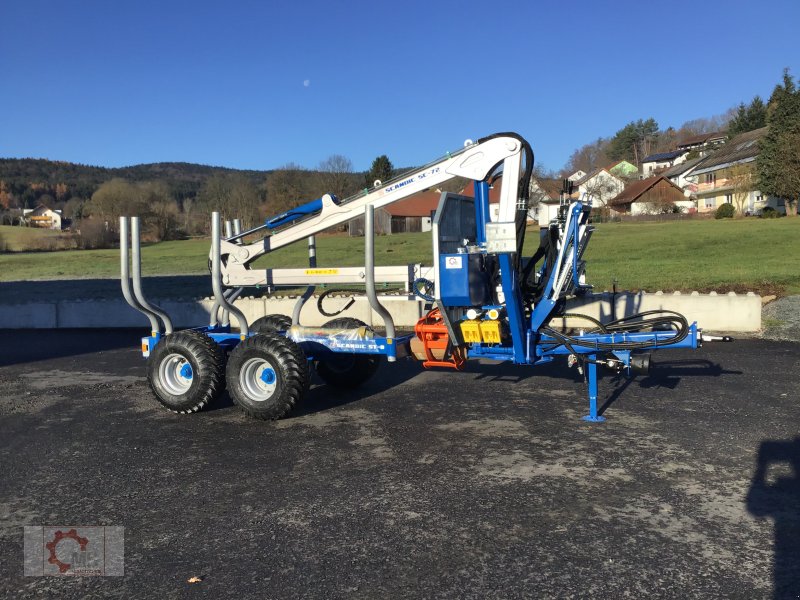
[121,132,715,423]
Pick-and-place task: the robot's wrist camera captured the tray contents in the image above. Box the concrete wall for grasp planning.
[0,291,761,332]
[560,291,761,333]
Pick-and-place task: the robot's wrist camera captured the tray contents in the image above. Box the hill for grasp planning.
[0,158,269,205]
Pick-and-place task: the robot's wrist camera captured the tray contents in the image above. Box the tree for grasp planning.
[318,154,355,200]
[366,155,393,187]
[581,172,624,208]
[0,180,11,209]
[730,164,756,217]
[758,69,800,217]
[727,96,767,138]
[565,138,610,175]
[728,163,754,216]
[140,181,181,240]
[63,196,86,220]
[199,174,263,229]
[263,164,310,215]
[86,179,147,225]
[607,118,660,165]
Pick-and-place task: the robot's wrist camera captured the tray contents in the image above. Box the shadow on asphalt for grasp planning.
[0,328,145,367]
[0,275,213,303]
[599,358,744,416]
[203,358,426,417]
[747,437,800,599]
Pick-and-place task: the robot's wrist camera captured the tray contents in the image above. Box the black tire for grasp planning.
[250,314,292,334]
[315,317,382,389]
[147,330,226,414]
[226,333,309,420]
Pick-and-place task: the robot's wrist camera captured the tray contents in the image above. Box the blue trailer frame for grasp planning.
[121,132,714,423]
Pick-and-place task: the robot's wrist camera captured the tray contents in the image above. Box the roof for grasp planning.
[662,156,706,179]
[690,127,766,175]
[531,177,564,201]
[384,180,503,217]
[383,190,442,217]
[460,180,502,203]
[676,132,725,148]
[608,176,683,206]
[641,150,686,163]
[574,167,622,186]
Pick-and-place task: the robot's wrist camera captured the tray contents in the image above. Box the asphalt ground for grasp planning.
[0,330,798,599]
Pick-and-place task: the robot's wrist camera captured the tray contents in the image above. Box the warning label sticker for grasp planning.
[305,268,339,275]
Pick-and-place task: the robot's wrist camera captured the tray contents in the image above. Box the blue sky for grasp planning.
[1,0,797,173]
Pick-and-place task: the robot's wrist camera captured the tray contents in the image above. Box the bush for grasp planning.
[715,203,735,219]
[759,206,780,219]
[76,218,116,249]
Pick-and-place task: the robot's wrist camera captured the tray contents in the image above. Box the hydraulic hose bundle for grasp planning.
[542,309,690,352]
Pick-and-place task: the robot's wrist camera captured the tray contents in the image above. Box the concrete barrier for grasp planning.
[561,291,761,333]
[0,291,761,332]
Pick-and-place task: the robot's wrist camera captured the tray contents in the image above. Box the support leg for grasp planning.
[582,355,606,422]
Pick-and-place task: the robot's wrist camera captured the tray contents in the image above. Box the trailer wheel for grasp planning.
[147,330,225,414]
[250,314,292,334]
[226,333,309,420]
[315,317,381,389]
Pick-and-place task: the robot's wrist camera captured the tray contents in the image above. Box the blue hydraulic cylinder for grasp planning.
[473,181,491,245]
[265,195,340,230]
[498,253,527,363]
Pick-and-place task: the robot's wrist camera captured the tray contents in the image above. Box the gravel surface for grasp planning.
[1,330,799,598]
[762,295,800,342]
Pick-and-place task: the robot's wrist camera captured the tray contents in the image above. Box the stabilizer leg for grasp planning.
[582,355,606,423]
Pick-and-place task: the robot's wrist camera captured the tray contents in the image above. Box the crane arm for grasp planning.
[219,134,527,286]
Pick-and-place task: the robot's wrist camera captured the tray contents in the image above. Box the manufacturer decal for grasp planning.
[445,256,463,269]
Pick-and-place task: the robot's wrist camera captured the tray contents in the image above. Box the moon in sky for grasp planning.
[303,79,310,87]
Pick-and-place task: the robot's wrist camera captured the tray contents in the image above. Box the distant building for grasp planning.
[606,160,639,179]
[530,178,573,226]
[662,156,706,191]
[685,127,782,214]
[574,168,626,207]
[676,132,726,155]
[640,150,689,179]
[609,176,692,215]
[567,170,587,182]
[22,205,62,230]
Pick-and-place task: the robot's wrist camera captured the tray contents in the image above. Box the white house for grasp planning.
[567,170,586,182]
[662,156,706,193]
[640,149,689,179]
[23,205,62,230]
[529,178,569,226]
[575,169,625,207]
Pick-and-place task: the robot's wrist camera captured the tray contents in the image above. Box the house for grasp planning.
[567,170,587,182]
[640,150,689,179]
[662,156,706,191]
[22,205,62,230]
[530,178,572,226]
[676,131,726,154]
[606,160,639,179]
[685,127,782,214]
[574,168,626,207]
[383,189,441,233]
[609,176,692,215]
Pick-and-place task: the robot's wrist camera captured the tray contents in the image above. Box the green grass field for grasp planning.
[1,219,798,295]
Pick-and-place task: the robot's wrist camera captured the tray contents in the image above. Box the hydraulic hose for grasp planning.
[541,309,690,352]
